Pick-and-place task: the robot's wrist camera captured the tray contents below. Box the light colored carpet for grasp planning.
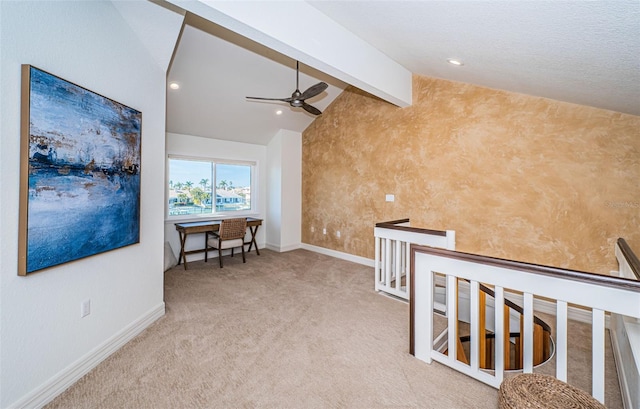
[45,249,621,408]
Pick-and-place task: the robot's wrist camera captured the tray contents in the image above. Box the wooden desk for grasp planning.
[175,218,262,270]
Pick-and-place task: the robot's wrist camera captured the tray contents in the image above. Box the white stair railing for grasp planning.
[411,243,640,406]
[374,219,454,300]
[610,238,640,409]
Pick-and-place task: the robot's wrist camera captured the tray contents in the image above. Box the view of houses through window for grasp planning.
[168,157,252,217]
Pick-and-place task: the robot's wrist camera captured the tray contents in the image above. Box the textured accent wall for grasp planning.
[302,75,640,273]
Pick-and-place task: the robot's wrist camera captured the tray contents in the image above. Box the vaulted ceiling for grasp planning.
[165,1,640,145]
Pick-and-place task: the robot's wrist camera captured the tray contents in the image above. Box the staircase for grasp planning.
[434,279,554,371]
[410,241,640,407]
[374,220,640,407]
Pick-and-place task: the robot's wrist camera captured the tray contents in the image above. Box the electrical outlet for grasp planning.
[81,299,91,318]
[322,228,327,235]
[336,231,341,238]
[311,226,315,233]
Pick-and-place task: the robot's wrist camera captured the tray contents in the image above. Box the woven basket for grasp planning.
[499,373,606,409]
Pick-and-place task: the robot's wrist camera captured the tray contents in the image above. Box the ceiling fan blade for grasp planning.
[246,96,293,102]
[300,82,328,100]
[246,62,326,115]
[302,102,322,116]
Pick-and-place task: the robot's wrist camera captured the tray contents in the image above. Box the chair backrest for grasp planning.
[218,218,247,240]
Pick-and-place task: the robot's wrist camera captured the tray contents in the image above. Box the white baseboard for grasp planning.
[265,243,301,253]
[300,243,374,267]
[11,303,166,409]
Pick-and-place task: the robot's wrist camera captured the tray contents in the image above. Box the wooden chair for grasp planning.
[205,218,247,268]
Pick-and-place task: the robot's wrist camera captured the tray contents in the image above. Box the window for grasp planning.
[168,156,254,218]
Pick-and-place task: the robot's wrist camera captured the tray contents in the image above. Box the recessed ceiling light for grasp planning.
[447,59,464,66]
[169,82,180,90]
[275,110,283,115]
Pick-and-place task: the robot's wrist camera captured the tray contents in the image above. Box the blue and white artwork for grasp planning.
[22,66,141,274]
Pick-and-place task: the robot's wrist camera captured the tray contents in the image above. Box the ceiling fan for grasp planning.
[246,61,328,115]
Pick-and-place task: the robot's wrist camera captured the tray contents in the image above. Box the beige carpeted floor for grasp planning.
[46,249,622,408]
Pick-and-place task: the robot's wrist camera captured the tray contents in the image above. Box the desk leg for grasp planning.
[178,231,188,270]
[246,225,260,256]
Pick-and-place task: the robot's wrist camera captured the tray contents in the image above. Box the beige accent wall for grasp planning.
[302,75,639,274]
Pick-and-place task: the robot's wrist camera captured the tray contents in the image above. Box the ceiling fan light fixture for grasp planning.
[245,61,327,116]
[447,59,464,66]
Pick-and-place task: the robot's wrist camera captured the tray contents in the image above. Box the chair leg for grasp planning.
[218,247,223,268]
[241,244,246,263]
[204,235,208,262]
[231,248,234,257]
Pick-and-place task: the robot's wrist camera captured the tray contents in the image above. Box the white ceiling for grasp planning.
[166,13,347,145]
[166,1,640,146]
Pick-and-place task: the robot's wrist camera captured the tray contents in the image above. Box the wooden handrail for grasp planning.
[482,283,552,333]
[412,245,640,292]
[375,218,411,226]
[618,238,640,280]
[410,235,638,396]
[450,278,554,370]
[456,279,553,334]
[375,218,447,237]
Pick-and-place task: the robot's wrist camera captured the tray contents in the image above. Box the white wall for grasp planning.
[267,134,284,248]
[280,131,302,250]
[266,129,302,252]
[164,133,268,262]
[0,2,177,407]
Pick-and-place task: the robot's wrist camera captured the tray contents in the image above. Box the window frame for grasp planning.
[166,154,257,221]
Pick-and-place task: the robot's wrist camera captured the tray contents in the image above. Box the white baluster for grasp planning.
[556,300,568,381]
[405,241,411,297]
[470,280,480,371]
[395,239,402,291]
[412,254,433,363]
[447,275,458,363]
[374,236,380,291]
[494,286,505,384]
[385,238,391,290]
[592,309,605,403]
[523,293,534,373]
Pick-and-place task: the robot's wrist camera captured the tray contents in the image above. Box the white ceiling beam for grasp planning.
[163,0,412,107]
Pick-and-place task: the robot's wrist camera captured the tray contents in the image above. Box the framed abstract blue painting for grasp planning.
[18,65,141,275]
